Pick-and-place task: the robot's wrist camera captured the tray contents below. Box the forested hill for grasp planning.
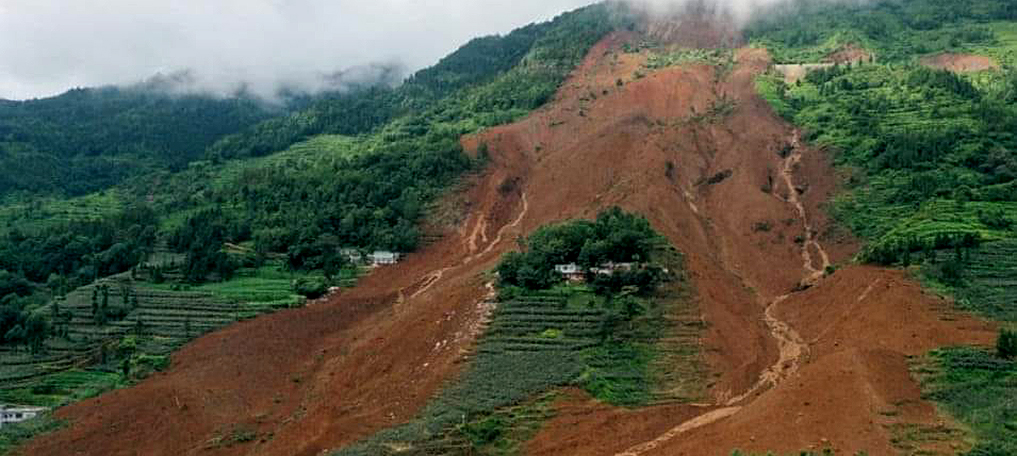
[0,87,278,197]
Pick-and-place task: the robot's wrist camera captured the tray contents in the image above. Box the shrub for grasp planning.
[998,328,1017,360]
[292,277,328,300]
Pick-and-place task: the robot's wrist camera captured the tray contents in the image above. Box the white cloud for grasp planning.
[0,0,594,100]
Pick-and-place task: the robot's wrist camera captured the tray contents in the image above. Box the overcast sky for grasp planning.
[0,0,600,100]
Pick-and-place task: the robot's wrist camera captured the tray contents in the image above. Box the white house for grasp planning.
[0,405,47,428]
[554,263,585,282]
[369,251,401,266]
[340,248,364,264]
[554,264,581,274]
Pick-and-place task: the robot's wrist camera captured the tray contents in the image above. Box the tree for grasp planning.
[998,328,1017,360]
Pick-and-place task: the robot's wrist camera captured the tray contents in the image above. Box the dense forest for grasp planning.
[0,88,279,197]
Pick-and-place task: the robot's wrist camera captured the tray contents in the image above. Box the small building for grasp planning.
[369,251,401,266]
[0,405,47,428]
[340,248,364,264]
[554,263,586,282]
[591,262,638,276]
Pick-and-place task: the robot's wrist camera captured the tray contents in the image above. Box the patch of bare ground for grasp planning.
[920,53,999,72]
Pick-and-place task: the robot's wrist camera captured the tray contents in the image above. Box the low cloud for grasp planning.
[0,0,593,100]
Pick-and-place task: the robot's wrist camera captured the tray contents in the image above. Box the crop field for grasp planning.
[0,190,123,234]
[913,347,1017,455]
[931,240,1017,322]
[336,250,705,456]
[0,259,345,408]
[972,21,1017,67]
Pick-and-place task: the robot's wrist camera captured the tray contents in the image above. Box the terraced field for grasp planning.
[0,260,343,407]
[0,190,123,234]
[952,240,1017,322]
[337,248,705,456]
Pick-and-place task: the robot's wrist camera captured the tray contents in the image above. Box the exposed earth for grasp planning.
[19,20,998,456]
[920,52,1000,72]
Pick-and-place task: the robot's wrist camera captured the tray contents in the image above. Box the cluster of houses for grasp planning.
[0,405,47,428]
[341,249,401,267]
[554,262,637,282]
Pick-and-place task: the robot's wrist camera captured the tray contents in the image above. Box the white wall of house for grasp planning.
[0,406,47,428]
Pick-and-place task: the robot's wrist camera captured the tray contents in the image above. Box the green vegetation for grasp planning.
[745,0,1017,64]
[497,207,663,293]
[0,257,332,408]
[918,240,1017,322]
[0,86,277,198]
[730,450,854,456]
[0,413,64,455]
[334,210,704,455]
[760,61,1017,266]
[0,1,623,349]
[645,48,733,69]
[998,328,1017,359]
[915,346,1017,455]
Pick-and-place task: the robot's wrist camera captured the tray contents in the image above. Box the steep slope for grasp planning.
[18,15,998,456]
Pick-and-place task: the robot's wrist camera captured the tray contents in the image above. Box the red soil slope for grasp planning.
[21,27,996,456]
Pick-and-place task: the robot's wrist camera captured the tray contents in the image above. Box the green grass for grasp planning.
[0,190,124,234]
[915,347,1017,455]
[0,413,65,456]
[918,240,1017,322]
[971,21,1017,68]
[0,369,123,408]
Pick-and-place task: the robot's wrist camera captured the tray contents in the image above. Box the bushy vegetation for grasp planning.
[0,258,333,410]
[0,205,158,350]
[0,5,626,449]
[497,207,663,293]
[0,413,64,455]
[999,328,1017,359]
[754,29,1017,268]
[335,212,704,455]
[917,346,1017,455]
[745,0,1017,63]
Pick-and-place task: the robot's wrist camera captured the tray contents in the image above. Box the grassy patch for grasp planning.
[915,347,1017,455]
[0,413,65,456]
[918,240,1017,322]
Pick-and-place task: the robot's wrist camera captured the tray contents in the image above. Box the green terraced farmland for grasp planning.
[953,240,1017,322]
[0,259,351,408]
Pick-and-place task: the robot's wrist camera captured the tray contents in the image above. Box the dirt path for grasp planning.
[408,192,528,301]
[615,407,742,456]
